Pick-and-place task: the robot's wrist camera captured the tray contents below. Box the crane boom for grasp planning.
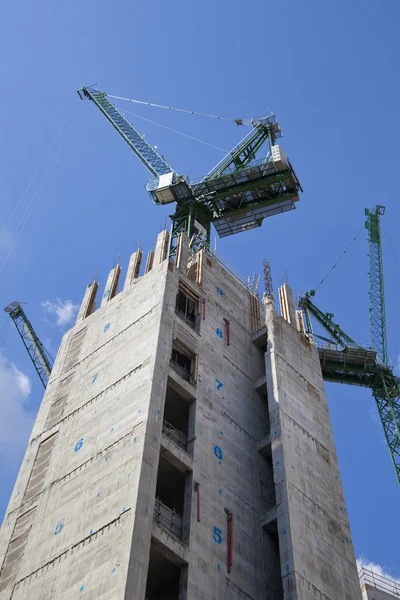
[365,206,388,365]
[299,294,358,349]
[78,87,173,178]
[4,302,53,388]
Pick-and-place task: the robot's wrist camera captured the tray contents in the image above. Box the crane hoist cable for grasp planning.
[310,223,364,295]
[116,106,229,153]
[0,102,76,248]
[107,94,252,126]
[0,121,74,273]
[383,222,400,270]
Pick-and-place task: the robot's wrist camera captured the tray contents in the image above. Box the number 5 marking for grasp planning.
[213,526,222,544]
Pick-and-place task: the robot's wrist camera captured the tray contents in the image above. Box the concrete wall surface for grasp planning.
[265,295,362,600]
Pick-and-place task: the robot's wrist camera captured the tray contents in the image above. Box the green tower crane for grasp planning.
[4,302,54,388]
[365,206,388,365]
[77,86,302,258]
[299,206,400,484]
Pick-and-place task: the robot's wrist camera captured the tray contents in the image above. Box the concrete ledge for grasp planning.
[168,367,197,398]
[255,375,267,396]
[261,506,278,531]
[252,326,267,348]
[152,524,190,565]
[161,434,193,472]
[257,432,271,456]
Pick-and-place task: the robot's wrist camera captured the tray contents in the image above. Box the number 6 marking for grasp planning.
[54,519,64,535]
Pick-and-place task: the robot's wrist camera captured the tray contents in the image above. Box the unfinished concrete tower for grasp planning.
[0,232,361,599]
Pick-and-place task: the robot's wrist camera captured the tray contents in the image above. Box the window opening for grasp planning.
[170,342,196,384]
[175,282,200,332]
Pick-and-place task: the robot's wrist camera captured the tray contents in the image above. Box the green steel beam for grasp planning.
[205,124,271,179]
[373,373,400,484]
[300,288,400,485]
[365,206,388,365]
[5,302,54,388]
[78,87,173,178]
[298,294,358,348]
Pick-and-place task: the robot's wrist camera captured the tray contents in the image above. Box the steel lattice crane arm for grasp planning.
[365,205,388,365]
[4,302,54,388]
[78,87,174,178]
[299,293,400,486]
[298,294,358,349]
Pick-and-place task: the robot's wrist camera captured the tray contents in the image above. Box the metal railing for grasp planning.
[162,419,188,453]
[359,567,400,597]
[153,498,183,541]
[175,307,196,330]
[169,358,195,385]
[206,248,259,296]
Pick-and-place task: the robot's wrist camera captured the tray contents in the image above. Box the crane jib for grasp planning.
[80,87,173,178]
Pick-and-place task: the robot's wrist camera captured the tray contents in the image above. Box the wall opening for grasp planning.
[170,341,197,385]
[260,454,276,512]
[263,525,283,600]
[163,381,195,455]
[175,282,200,332]
[154,454,192,543]
[145,542,188,600]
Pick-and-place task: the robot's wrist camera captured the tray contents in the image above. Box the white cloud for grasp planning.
[41,298,78,327]
[0,352,35,459]
[357,556,400,584]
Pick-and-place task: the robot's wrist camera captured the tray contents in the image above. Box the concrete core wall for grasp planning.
[265,293,362,599]
[0,233,361,600]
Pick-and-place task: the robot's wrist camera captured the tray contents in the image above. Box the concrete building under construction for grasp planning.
[359,567,400,600]
[0,230,363,599]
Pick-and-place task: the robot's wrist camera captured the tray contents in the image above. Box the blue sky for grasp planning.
[1,0,399,581]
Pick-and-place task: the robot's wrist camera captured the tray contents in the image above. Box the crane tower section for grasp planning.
[365,205,388,365]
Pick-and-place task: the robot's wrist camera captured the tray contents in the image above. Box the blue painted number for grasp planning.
[92,373,98,384]
[214,445,223,460]
[54,519,64,535]
[103,289,110,299]
[216,379,223,390]
[213,526,222,544]
[216,328,223,339]
[75,438,84,452]
[103,323,110,332]
[217,287,223,296]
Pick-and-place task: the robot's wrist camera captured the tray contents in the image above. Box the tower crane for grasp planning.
[77,86,302,257]
[4,302,53,388]
[298,206,400,485]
